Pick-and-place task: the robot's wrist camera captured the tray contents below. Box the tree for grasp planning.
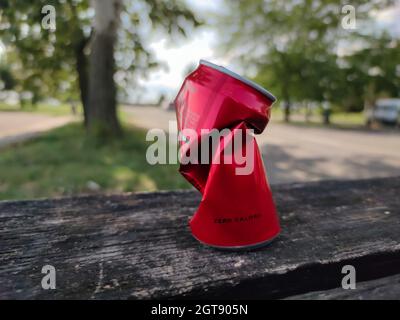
[87,0,121,137]
[218,0,395,122]
[0,63,16,91]
[0,0,90,111]
[341,33,400,112]
[0,0,200,136]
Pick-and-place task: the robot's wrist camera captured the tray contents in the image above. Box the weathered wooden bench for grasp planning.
[1,177,399,300]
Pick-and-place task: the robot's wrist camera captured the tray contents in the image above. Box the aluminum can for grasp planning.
[174,60,280,249]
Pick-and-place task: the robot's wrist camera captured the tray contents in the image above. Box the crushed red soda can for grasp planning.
[174,60,280,250]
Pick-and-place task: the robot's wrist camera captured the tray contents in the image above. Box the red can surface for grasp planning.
[174,60,280,249]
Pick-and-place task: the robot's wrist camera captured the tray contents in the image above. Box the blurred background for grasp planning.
[0,0,399,200]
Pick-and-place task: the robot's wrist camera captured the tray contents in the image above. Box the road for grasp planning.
[123,105,400,185]
[0,112,75,149]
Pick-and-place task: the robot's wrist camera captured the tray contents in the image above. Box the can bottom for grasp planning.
[191,231,280,251]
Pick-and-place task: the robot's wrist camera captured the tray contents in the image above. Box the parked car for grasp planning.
[366,98,400,126]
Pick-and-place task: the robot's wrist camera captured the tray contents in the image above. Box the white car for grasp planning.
[366,98,400,126]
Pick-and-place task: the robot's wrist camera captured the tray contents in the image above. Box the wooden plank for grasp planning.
[286,273,400,300]
[0,177,400,299]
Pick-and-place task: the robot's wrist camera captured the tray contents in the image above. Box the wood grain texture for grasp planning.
[286,273,400,300]
[0,177,400,299]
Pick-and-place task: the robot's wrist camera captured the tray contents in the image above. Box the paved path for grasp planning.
[259,123,400,184]
[0,112,75,149]
[123,105,400,184]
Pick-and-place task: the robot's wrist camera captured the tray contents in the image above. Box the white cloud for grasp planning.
[132,0,225,103]
[138,29,215,91]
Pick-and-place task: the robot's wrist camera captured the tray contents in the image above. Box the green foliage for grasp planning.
[0,63,16,90]
[0,123,190,200]
[219,0,398,113]
[0,0,89,104]
[341,33,400,111]
[0,0,201,105]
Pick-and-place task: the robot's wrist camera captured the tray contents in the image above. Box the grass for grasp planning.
[0,102,132,121]
[0,123,190,200]
[331,112,365,126]
[0,102,81,116]
[0,102,368,201]
[271,107,365,129]
[1,102,366,128]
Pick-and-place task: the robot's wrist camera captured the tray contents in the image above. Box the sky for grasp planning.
[135,28,217,102]
[134,0,224,103]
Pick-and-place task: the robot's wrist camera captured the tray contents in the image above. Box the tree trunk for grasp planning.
[87,0,122,137]
[304,101,311,122]
[283,92,291,122]
[75,38,89,127]
[322,110,331,125]
[284,102,291,122]
[279,54,291,123]
[322,102,331,125]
